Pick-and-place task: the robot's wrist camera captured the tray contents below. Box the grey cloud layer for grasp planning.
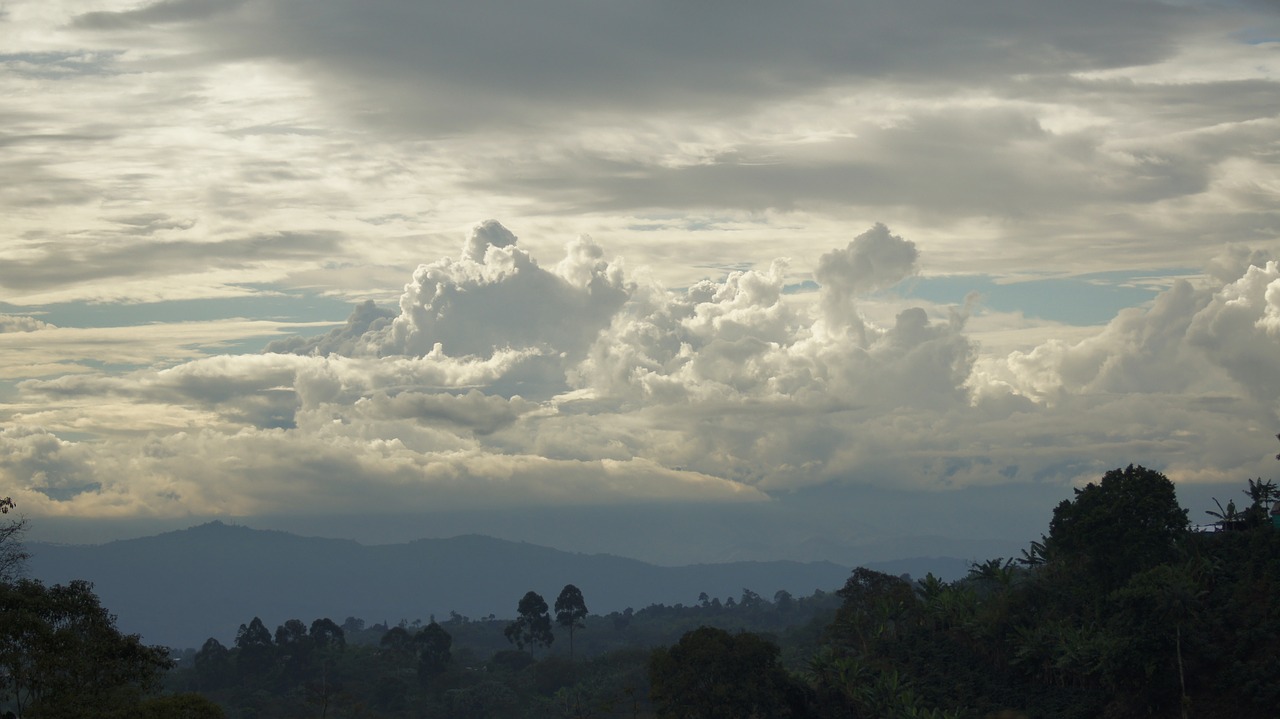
[0,0,1271,307]
[0,232,341,291]
[71,0,1194,129]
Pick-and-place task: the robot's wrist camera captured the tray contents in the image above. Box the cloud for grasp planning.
[0,315,54,333]
[0,319,326,380]
[5,223,980,511]
[6,222,1280,528]
[68,0,1195,133]
[72,0,245,30]
[1187,260,1280,404]
[263,300,395,356]
[0,232,343,293]
[269,222,633,401]
[0,426,100,502]
[816,223,919,335]
[0,423,767,517]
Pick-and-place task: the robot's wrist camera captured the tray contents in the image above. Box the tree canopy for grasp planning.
[505,591,554,656]
[554,584,588,663]
[0,579,173,718]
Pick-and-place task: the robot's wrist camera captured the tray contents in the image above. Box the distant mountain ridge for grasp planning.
[26,522,970,649]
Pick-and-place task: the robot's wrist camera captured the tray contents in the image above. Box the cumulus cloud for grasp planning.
[263,300,395,356]
[269,222,633,400]
[986,251,1280,412]
[7,222,1280,525]
[0,426,99,502]
[816,223,919,336]
[1187,261,1280,404]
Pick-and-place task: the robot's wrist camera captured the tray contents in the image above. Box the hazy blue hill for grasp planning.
[27,522,973,649]
[26,522,853,649]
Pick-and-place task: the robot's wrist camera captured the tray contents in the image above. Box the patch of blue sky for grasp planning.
[0,50,122,77]
[1231,23,1279,45]
[217,336,295,355]
[0,289,356,329]
[893,269,1191,326]
[783,280,820,295]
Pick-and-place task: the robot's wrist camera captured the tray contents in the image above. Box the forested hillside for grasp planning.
[27,526,854,649]
[5,466,1280,718]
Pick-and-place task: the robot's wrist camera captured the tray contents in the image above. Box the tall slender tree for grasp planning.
[554,584,588,663]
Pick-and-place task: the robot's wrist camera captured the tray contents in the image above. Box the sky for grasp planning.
[2,0,1280,566]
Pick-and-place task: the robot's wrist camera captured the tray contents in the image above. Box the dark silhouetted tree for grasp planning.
[555,583,588,663]
[193,637,233,692]
[0,578,172,717]
[650,626,807,718]
[416,621,452,683]
[309,617,345,651]
[505,590,554,656]
[1044,464,1189,592]
[234,616,274,680]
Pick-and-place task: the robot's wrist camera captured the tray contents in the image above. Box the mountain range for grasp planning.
[26,521,971,649]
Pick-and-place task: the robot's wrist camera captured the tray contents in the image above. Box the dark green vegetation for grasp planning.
[6,464,1280,718]
[163,584,840,718]
[801,467,1280,719]
[0,498,221,718]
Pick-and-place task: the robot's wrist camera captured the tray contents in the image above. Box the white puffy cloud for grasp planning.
[7,223,1280,528]
[269,222,633,376]
[987,253,1280,410]
[1187,261,1280,404]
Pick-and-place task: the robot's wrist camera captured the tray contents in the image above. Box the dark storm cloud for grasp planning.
[70,0,1198,131]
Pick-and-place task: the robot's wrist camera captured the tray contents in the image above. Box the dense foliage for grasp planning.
[0,499,195,719]
[803,467,1280,719]
[163,586,838,717]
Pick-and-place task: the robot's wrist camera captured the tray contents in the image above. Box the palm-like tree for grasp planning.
[1205,497,1244,531]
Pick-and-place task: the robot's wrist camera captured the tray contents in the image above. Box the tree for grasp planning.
[1044,464,1189,592]
[1205,497,1245,531]
[234,616,275,680]
[650,626,807,718]
[504,590,554,656]
[275,618,309,648]
[380,625,415,664]
[275,618,313,682]
[193,638,233,692]
[831,567,917,655]
[0,578,172,717]
[1242,478,1280,527]
[309,617,345,651]
[554,584,588,663]
[416,621,452,683]
[0,496,29,584]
